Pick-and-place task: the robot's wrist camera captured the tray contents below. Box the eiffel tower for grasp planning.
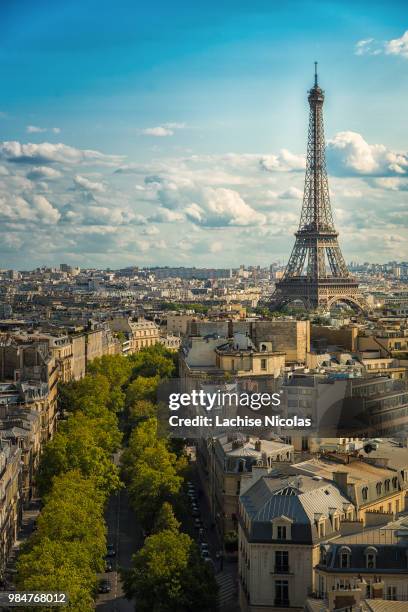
[272,64,367,312]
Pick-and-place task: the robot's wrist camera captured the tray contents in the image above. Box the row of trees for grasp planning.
[16,354,131,611]
[120,347,218,610]
[16,344,217,611]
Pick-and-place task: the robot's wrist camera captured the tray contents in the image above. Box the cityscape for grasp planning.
[1,1,408,611]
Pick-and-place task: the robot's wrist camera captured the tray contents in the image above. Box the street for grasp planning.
[96,451,142,612]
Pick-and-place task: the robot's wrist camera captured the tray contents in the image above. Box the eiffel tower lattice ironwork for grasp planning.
[272,64,367,312]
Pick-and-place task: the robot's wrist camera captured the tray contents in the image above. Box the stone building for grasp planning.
[310,517,408,609]
[199,434,294,535]
[238,472,354,611]
[0,440,22,580]
[109,317,160,353]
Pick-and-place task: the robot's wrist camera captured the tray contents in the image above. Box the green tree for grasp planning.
[59,374,110,414]
[128,400,157,425]
[17,538,96,612]
[87,354,132,388]
[122,531,217,611]
[128,444,182,531]
[126,376,159,405]
[36,413,121,496]
[36,471,106,571]
[152,502,180,534]
[130,345,175,379]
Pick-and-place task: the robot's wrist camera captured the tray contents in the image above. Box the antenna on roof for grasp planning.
[314,61,318,87]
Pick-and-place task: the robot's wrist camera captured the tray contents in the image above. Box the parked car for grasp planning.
[200,542,209,553]
[192,509,200,518]
[203,558,215,571]
[194,518,202,528]
[98,579,111,594]
[201,549,210,560]
[198,528,205,540]
[105,560,113,572]
[106,544,116,557]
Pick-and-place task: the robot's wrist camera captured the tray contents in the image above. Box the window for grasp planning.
[275,551,289,573]
[385,479,390,493]
[260,358,267,371]
[277,525,287,540]
[362,487,368,501]
[365,547,377,569]
[376,482,382,496]
[334,517,340,531]
[392,477,398,489]
[339,548,350,568]
[275,580,289,607]
[318,521,325,538]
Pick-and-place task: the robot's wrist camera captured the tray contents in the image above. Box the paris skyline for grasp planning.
[0,0,407,269]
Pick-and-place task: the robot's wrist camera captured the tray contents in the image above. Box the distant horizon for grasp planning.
[5,259,408,273]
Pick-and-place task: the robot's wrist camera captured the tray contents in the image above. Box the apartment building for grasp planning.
[109,317,160,353]
[199,434,294,535]
[309,517,408,610]
[0,440,21,579]
[294,454,408,524]
[0,408,41,506]
[238,472,354,611]
[180,332,286,394]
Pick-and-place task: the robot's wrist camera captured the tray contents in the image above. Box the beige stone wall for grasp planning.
[85,330,103,365]
[71,335,86,380]
[311,325,358,351]
[241,538,318,609]
[250,321,310,363]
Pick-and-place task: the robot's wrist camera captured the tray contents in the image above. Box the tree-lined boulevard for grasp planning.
[14,345,219,611]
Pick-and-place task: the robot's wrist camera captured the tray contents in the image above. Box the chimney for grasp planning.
[332,471,348,493]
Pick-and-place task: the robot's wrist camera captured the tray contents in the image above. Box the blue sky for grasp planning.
[0,0,407,268]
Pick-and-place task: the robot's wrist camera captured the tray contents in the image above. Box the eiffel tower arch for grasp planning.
[271,64,368,313]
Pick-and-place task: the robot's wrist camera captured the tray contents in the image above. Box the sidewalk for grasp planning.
[3,498,41,587]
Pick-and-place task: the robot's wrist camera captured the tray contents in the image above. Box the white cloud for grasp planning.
[385,30,408,58]
[73,174,106,193]
[0,141,124,166]
[327,131,408,176]
[26,125,47,134]
[149,207,184,223]
[279,187,303,199]
[141,122,186,137]
[26,125,62,134]
[355,31,408,59]
[32,195,61,223]
[142,126,174,137]
[185,186,266,227]
[0,193,60,224]
[141,225,160,236]
[260,149,305,172]
[209,241,223,254]
[26,166,62,180]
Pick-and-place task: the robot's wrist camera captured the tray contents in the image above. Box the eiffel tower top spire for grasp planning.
[298,63,335,233]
